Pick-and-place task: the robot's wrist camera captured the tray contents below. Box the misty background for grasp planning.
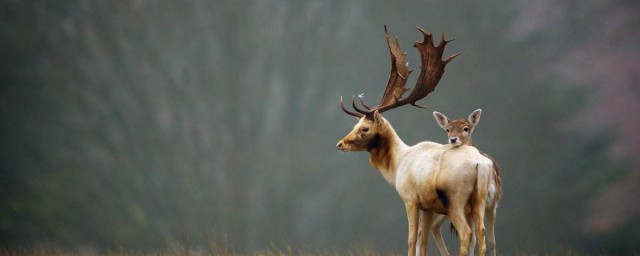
[2,0,639,254]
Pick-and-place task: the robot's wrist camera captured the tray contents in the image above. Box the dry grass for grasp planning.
[0,244,401,256]
[7,245,628,256]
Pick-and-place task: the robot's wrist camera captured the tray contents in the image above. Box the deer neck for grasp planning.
[368,121,407,186]
[466,138,474,147]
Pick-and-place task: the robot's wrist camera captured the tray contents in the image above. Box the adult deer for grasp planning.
[336,26,493,256]
[431,109,502,256]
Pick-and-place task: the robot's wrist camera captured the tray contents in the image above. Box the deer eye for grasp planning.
[463,127,469,132]
[446,129,450,132]
[362,127,369,132]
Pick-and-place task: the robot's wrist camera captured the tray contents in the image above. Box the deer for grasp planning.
[335,25,493,256]
[428,109,502,256]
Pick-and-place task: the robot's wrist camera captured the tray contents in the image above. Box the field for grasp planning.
[2,245,628,256]
[1,245,399,256]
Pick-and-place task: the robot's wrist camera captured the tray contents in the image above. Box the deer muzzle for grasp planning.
[449,137,462,145]
[336,140,347,151]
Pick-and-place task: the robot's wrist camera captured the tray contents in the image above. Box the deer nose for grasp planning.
[336,141,344,149]
[449,137,458,144]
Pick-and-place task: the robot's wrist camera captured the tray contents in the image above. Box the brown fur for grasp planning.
[479,151,502,202]
[368,134,394,173]
[448,118,474,145]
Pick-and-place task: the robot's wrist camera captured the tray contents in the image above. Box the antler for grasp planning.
[340,25,459,119]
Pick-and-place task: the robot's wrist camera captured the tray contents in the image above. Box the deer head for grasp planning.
[433,109,482,146]
[337,26,458,151]
[336,111,386,152]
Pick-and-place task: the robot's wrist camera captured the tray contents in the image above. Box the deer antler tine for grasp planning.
[340,96,364,118]
[351,95,369,115]
[416,26,434,46]
[410,102,429,109]
[358,96,373,110]
[416,26,428,36]
[444,52,460,64]
[438,33,457,48]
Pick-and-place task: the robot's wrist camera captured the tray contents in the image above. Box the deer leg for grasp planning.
[472,210,486,256]
[486,204,497,256]
[473,198,487,256]
[448,204,471,256]
[466,214,476,256]
[405,201,420,256]
[417,211,424,256]
[417,210,433,256]
[431,214,450,256]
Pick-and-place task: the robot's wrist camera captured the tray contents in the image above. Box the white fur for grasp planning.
[338,115,493,256]
[488,183,496,203]
[426,109,501,256]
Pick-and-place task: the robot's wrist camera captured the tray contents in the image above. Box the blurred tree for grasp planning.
[0,0,638,254]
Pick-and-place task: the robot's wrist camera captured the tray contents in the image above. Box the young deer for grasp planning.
[429,109,502,256]
[336,26,493,256]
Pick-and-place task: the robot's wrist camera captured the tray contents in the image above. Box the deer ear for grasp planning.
[432,111,449,130]
[373,110,383,125]
[468,109,482,126]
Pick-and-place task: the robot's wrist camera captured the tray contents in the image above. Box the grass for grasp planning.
[0,244,401,256]
[3,244,634,256]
